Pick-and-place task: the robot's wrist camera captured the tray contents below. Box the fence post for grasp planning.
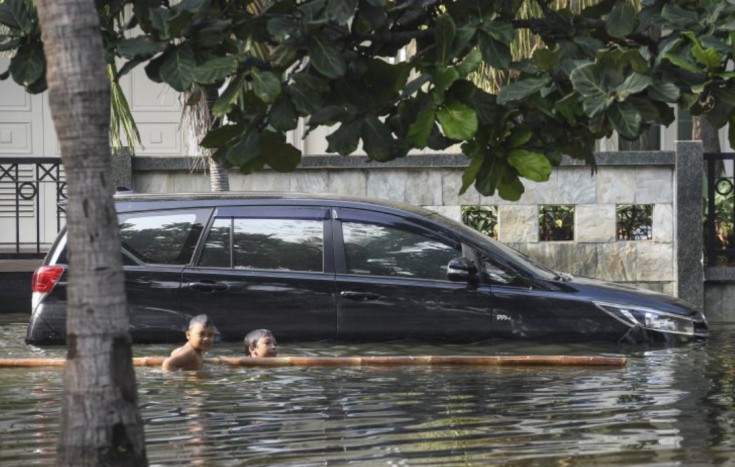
[675,140,704,311]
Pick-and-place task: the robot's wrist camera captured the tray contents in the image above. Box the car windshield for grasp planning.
[426,212,559,281]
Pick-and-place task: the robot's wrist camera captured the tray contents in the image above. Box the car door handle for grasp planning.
[340,291,380,301]
[187,281,229,293]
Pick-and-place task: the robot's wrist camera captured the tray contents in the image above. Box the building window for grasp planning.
[539,205,574,241]
[616,204,653,240]
[461,205,498,239]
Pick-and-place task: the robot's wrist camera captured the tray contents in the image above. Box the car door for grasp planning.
[119,208,211,342]
[333,208,493,342]
[180,205,336,342]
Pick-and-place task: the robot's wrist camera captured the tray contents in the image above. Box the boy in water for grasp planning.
[162,314,216,371]
[244,329,278,358]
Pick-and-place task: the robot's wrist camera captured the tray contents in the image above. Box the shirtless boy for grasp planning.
[162,314,215,371]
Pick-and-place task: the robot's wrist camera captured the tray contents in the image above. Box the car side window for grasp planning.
[342,221,459,280]
[199,217,324,272]
[478,253,521,286]
[119,210,205,265]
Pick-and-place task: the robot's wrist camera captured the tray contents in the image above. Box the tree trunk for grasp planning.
[693,114,721,154]
[203,86,230,192]
[35,0,147,465]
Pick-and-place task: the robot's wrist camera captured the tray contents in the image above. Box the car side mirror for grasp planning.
[447,257,478,283]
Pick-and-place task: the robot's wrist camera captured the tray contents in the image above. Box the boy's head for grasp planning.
[186,314,215,352]
[244,329,277,357]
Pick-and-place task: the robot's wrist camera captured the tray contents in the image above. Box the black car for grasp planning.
[26,192,709,345]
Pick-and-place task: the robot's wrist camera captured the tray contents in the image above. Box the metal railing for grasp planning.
[0,157,66,258]
[704,152,735,266]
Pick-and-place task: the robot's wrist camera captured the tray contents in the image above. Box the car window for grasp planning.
[478,253,521,286]
[119,210,206,265]
[199,217,324,272]
[342,222,459,280]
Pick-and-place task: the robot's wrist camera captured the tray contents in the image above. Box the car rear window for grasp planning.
[119,210,207,265]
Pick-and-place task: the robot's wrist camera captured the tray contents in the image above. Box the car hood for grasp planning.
[547,275,700,317]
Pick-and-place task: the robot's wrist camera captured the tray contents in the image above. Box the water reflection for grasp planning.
[1,314,735,465]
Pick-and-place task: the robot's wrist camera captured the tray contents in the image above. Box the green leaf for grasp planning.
[478,32,511,69]
[262,132,302,172]
[715,86,735,107]
[437,99,477,140]
[307,33,346,78]
[191,56,238,85]
[497,77,548,105]
[507,126,532,149]
[662,52,701,73]
[250,69,282,104]
[692,44,721,70]
[271,42,298,68]
[456,48,482,77]
[460,154,484,195]
[226,130,261,167]
[200,125,241,149]
[605,2,637,38]
[9,43,44,87]
[408,103,435,148]
[647,82,680,103]
[117,37,167,59]
[432,67,460,100]
[497,175,524,201]
[482,21,515,43]
[615,72,652,100]
[507,149,552,182]
[149,8,170,40]
[327,0,358,23]
[661,4,699,29]
[269,95,298,132]
[729,116,735,150]
[362,115,394,161]
[570,63,605,97]
[289,74,329,114]
[159,44,195,91]
[533,47,560,71]
[435,14,456,66]
[0,0,35,33]
[212,73,246,117]
[607,102,641,139]
[327,120,363,155]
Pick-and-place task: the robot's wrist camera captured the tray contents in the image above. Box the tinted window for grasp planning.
[199,218,324,272]
[119,211,205,265]
[342,222,459,280]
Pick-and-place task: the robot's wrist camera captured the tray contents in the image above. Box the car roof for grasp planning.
[112,191,441,219]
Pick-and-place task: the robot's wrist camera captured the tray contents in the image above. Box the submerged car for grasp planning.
[26,192,708,345]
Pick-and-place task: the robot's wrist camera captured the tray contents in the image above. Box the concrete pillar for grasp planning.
[111,147,134,192]
[675,141,704,311]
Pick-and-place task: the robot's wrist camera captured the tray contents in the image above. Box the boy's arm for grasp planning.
[162,346,196,371]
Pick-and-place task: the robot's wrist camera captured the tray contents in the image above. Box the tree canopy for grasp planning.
[2,0,735,200]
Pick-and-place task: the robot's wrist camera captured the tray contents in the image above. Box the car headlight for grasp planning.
[594,301,701,337]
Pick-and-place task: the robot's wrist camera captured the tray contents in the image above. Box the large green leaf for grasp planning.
[662,52,701,73]
[605,2,637,38]
[478,32,511,69]
[497,77,548,105]
[435,14,456,66]
[692,44,721,70]
[615,73,652,100]
[269,95,298,132]
[607,102,641,139]
[362,115,394,161]
[307,33,347,78]
[497,175,524,201]
[200,125,241,149]
[407,103,435,148]
[226,130,261,167]
[0,0,35,33]
[648,81,680,103]
[9,43,44,87]
[570,63,606,97]
[661,3,699,29]
[507,149,552,182]
[437,99,477,140]
[212,73,246,117]
[117,37,168,59]
[159,44,196,91]
[432,67,460,100]
[191,56,238,85]
[262,132,302,172]
[289,74,328,114]
[327,120,363,155]
[326,0,358,23]
[481,21,515,43]
[460,153,484,195]
[456,48,482,77]
[250,68,282,104]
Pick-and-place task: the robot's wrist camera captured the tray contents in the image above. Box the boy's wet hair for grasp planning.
[189,314,213,328]
[244,329,274,352]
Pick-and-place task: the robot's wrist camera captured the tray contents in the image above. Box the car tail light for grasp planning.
[32,265,65,293]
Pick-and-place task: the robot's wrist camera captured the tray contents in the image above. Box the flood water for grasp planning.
[2,313,735,466]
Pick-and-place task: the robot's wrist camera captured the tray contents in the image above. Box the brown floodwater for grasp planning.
[1,313,734,465]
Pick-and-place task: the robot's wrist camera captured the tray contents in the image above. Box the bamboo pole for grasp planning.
[0,355,626,368]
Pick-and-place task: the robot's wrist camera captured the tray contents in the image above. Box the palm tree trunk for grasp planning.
[35,0,147,465]
[693,114,721,154]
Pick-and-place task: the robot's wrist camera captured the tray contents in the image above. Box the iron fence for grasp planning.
[0,157,66,258]
[704,152,735,266]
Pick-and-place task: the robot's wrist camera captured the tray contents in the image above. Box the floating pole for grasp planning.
[0,355,626,368]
